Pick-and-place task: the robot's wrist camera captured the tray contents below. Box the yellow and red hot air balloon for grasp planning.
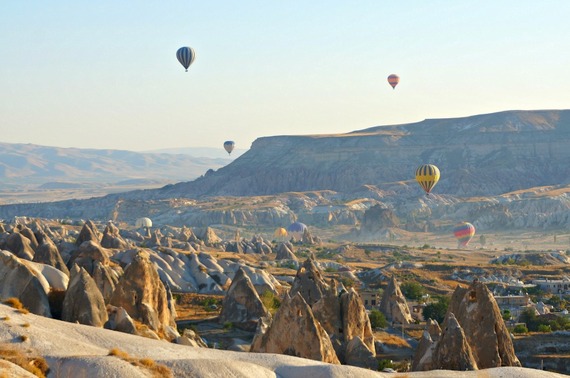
[453,222,476,247]
[415,164,440,195]
[387,74,400,89]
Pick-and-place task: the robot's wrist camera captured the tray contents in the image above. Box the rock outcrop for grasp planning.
[75,220,102,246]
[5,232,35,260]
[109,250,176,335]
[275,243,297,261]
[219,268,271,331]
[105,305,137,335]
[435,313,478,371]
[289,257,330,306]
[0,251,51,317]
[312,283,375,365]
[379,275,413,325]
[412,319,442,371]
[250,292,340,364]
[446,280,521,368]
[62,265,108,327]
[100,222,129,249]
[33,231,70,277]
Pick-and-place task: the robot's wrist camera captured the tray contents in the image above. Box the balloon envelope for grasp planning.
[287,222,307,241]
[453,222,476,247]
[274,227,288,238]
[387,74,400,89]
[176,46,196,72]
[135,217,152,228]
[223,141,235,155]
[415,164,440,194]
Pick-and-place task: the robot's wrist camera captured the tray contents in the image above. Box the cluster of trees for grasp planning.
[517,308,570,333]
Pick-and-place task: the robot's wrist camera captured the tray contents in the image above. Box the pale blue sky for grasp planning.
[1,1,569,152]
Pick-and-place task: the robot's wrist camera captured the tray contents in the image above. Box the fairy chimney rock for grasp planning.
[379,275,414,325]
[250,292,340,364]
[62,265,108,327]
[435,312,478,371]
[289,257,330,306]
[109,250,175,334]
[219,267,271,331]
[447,281,521,368]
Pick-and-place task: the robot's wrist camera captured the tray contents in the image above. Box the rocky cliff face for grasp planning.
[1,110,570,232]
[152,110,570,198]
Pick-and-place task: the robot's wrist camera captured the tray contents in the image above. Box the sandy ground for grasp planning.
[0,304,565,378]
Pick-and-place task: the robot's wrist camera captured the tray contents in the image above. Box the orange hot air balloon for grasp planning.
[387,74,400,89]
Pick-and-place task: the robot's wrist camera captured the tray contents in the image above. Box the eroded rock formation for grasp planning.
[250,292,340,364]
[62,265,108,327]
[219,268,271,331]
[379,275,413,325]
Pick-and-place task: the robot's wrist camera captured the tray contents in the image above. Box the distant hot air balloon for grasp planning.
[415,164,440,195]
[387,74,400,89]
[176,46,196,72]
[453,222,476,247]
[287,222,307,241]
[135,217,152,228]
[223,141,235,155]
[274,227,288,241]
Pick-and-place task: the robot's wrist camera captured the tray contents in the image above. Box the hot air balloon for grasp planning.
[176,46,196,72]
[274,227,288,238]
[415,164,440,195]
[387,74,400,89]
[287,222,307,241]
[135,217,152,228]
[223,141,235,155]
[453,222,476,247]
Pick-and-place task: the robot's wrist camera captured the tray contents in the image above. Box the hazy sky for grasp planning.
[1,1,569,152]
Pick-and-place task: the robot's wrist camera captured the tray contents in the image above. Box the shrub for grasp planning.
[422,296,450,324]
[512,324,528,334]
[260,291,281,315]
[537,324,552,333]
[378,359,394,371]
[223,322,234,330]
[369,309,388,329]
[400,281,426,301]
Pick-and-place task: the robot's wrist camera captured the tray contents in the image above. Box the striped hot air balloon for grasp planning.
[453,222,476,247]
[415,164,440,195]
[387,74,400,89]
[176,46,196,72]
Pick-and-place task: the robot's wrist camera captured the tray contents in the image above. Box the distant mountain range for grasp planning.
[0,142,231,187]
[145,147,246,159]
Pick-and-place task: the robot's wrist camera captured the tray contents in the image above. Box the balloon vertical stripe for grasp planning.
[176,46,196,72]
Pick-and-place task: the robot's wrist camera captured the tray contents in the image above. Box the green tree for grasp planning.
[400,281,426,301]
[537,324,552,333]
[512,324,528,334]
[368,309,388,329]
[422,296,450,324]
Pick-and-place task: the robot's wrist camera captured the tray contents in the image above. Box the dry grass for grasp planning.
[374,331,412,348]
[0,343,49,377]
[1,316,10,321]
[108,348,173,378]
[3,298,29,314]
[21,322,30,328]
[18,335,28,342]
